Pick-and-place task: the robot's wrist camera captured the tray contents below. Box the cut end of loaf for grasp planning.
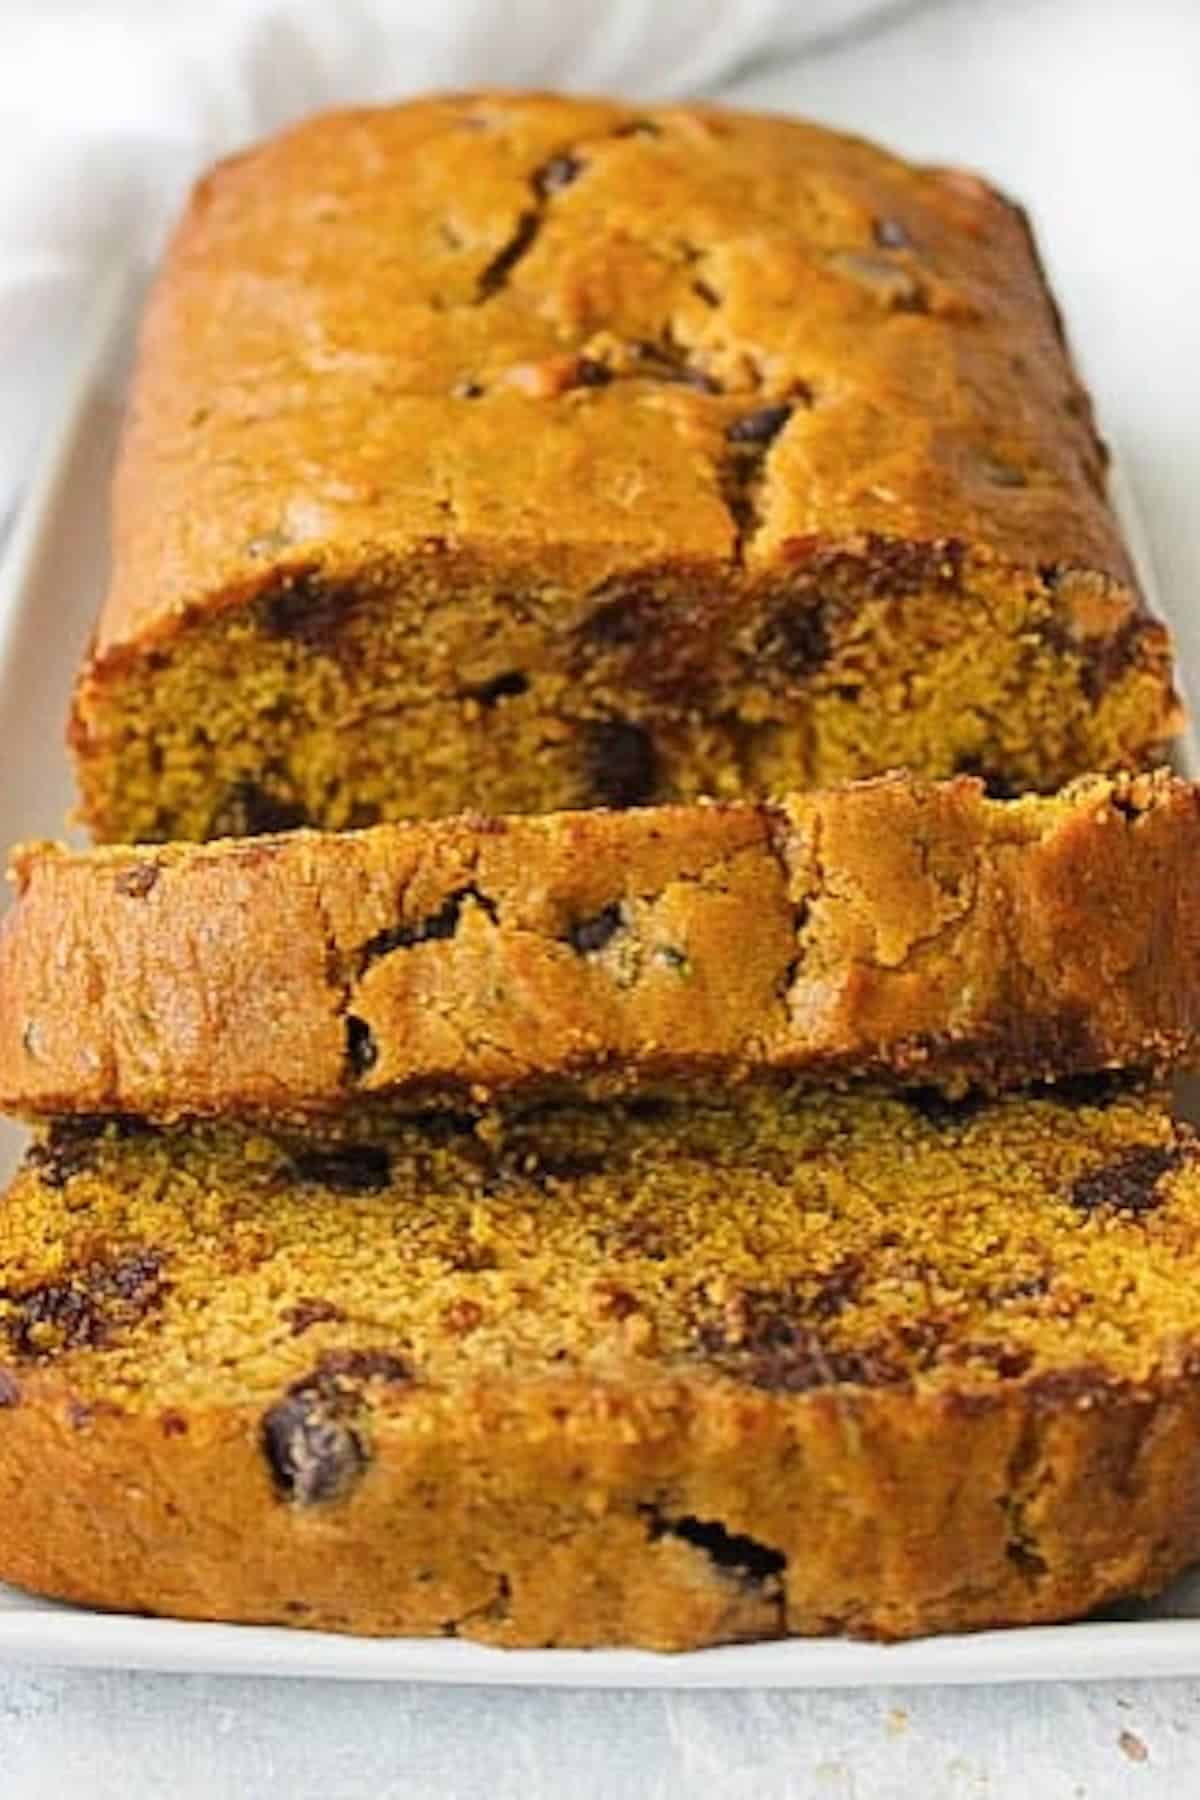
[71,541,1180,844]
[0,1084,1199,1644]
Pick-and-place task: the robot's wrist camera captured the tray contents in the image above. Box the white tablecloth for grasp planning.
[1,0,1199,1792]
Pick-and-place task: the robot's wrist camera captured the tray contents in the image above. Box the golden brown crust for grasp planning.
[2,1371,1198,1648]
[2,1086,1200,1646]
[89,96,1137,652]
[70,94,1180,841]
[4,770,1200,1119]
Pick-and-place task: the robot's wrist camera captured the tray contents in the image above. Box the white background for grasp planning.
[0,0,1199,1791]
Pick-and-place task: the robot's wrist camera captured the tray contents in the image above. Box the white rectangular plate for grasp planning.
[0,273,1198,1687]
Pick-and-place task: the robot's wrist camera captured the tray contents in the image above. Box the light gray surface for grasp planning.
[0,1670,1195,1796]
[0,0,1198,1791]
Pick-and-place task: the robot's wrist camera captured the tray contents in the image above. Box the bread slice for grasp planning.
[4,770,1199,1121]
[70,94,1178,844]
[1,1080,1199,1646]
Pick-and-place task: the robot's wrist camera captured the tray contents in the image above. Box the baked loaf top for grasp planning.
[92,92,1131,664]
[1,1083,1199,1645]
[5,770,1200,1119]
[71,93,1180,841]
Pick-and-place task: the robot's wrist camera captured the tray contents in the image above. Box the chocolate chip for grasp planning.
[643,1509,786,1584]
[533,154,583,197]
[261,1392,365,1505]
[567,904,624,954]
[903,1088,987,1131]
[808,1259,862,1320]
[453,378,485,399]
[692,278,720,307]
[584,720,659,808]
[108,1250,163,1301]
[406,1108,482,1144]
[215,782,310,838]
[262,1348,408,1505]
[726,405,793,446]
[853,533,965,597]
[312,1348,410,1386]
[581,588,649,649]
[696,1288,903,1393]
[290,1145,393,1193]
[1055,1073,1133,1112]
[344,1015,378,1080]
[1108,785,1143,824]
[759,598,831,679]
[462,670,530,706]
[515,1148,608,1187]
[873,216,911,248]
[29,1120,106,1188]
[624,1095,675,1123]
[28,1115,153,1189]
[573,357,612,388]
[1071,1146,1181,1216]
[954,758,1017,800]
[745,1338,903,1392]
[0,1371,20,1407]
[114,862,160,899]
[2,1250,165,1357]
[263,573,349,648]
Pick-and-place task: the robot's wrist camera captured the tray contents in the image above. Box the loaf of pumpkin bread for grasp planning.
[1,1081,1199,1646]
[5,770,1200,1120]
[71,93,1179,843]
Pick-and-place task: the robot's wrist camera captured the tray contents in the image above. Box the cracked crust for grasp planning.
[70,93,1179,841]
[2,1085,1200,1646]
[4,770,1200,1120]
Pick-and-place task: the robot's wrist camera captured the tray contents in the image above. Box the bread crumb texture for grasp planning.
[2,1081,1200,1645]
